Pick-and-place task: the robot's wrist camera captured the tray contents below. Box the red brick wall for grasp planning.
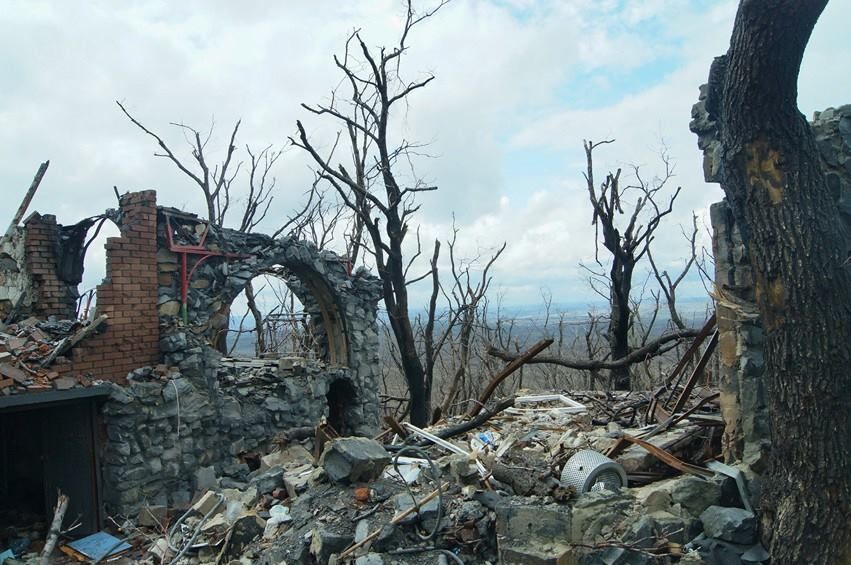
[24,214,78,319]
[65,191,160,383]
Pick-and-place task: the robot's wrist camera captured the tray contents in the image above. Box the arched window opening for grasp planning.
[226,272,317,359]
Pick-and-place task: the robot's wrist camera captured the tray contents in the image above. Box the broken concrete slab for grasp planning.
[319,437,390,484]
[0,363,28,384]
[284,463,315,499]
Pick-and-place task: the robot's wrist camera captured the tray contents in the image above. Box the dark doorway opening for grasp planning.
[0,395,104,538]
[326,379,357,436]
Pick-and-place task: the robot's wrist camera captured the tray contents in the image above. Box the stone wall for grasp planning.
[693,94,851,465]
[154,207,383,435]
[99,360,367,516]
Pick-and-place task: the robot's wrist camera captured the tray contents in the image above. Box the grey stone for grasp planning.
[644,490,672,513]
[354,554,384,565]
[741,543,770,563]
[159,332,187,353]
[495,503,572,564]
[571,491,631,543]
[391,492,440,528]
[136,505,168,528]
[581,547,653,564]
[671,477,722,517]
[622,515,656,550]
[689,537,744,565]
[251,466,285,496]
[310,528,353,564]
[319,437,390,484]
[446,453,479,485]
[226,514,266,557]
[263,396,288,412]
[649,511,689,545]
[354,519,370,544]
[700,506,757,545]
[162,377,193,401]
[194,465,217,493]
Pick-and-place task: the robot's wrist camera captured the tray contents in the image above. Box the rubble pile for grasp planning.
[0,382,766,565]
[0,315,107,395]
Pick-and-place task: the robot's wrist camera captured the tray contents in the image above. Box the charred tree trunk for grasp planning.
[609,259,633,390]
[244,280,266,356]
[710,0,851,561]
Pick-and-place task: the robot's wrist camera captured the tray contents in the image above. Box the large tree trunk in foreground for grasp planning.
[711,0,851,561]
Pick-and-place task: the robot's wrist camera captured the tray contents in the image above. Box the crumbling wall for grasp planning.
[154,208,383,434]
[0,192,161,382]
[97,198,381,516]
[692,93,851,465]
[22,214,78,319]
[1,188,383,517]
[64,191,161,381]
[0,230,28,321]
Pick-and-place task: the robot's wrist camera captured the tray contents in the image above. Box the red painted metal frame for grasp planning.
[163,214,250,324]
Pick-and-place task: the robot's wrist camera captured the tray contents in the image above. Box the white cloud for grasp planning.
[0,0,848,312]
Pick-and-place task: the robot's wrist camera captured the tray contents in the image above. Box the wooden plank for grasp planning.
[5,161,49,238]
[669,331,719,415]
[663,313,717,389]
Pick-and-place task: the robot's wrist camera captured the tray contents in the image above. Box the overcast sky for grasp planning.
[2,0,849,315]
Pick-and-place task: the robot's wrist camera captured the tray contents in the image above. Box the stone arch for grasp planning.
[156,208,382,371]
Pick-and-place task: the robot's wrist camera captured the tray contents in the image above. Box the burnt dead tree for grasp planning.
[703,0,851,561]
[583,140,681,390]
[435,228,506,418]
[292,0,450,426]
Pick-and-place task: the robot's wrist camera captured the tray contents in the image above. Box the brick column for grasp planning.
[68,191,160,382]
[23,214,78,319]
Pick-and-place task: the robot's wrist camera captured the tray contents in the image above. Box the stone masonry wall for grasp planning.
[693,93,851,465]
[99,361,364,516]
[155,208,383,434]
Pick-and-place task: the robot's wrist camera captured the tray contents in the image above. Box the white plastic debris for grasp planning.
[505,394,586,415]
[263,505,292,539]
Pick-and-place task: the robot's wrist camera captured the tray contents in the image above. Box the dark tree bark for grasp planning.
[708,0,851,561]
[244,280,266,355]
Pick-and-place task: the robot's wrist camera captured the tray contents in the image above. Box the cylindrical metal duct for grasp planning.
[560,449,628,493]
